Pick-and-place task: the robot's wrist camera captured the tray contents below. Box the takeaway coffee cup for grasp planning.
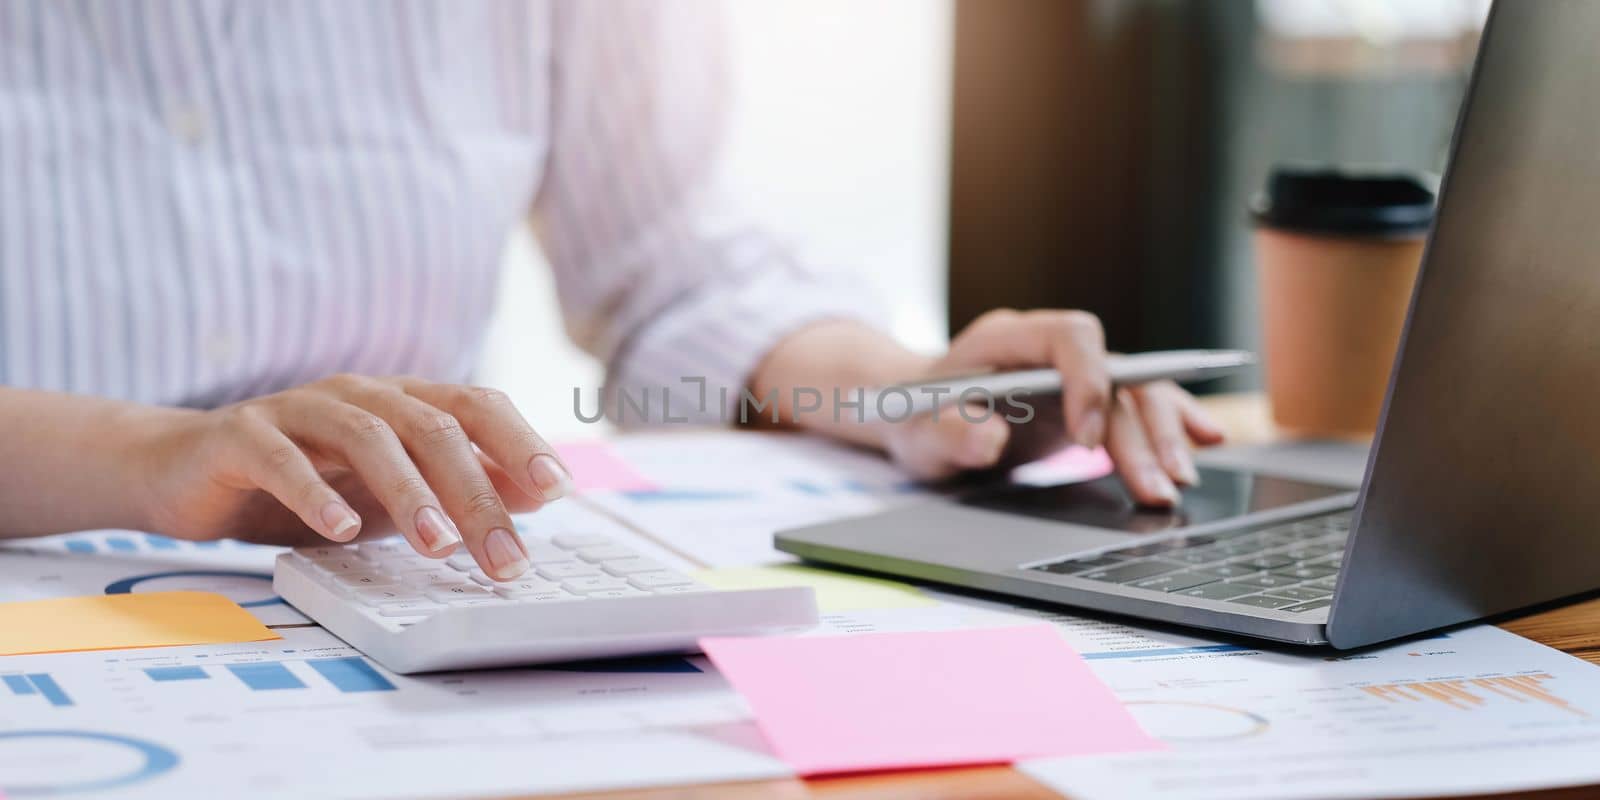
[1251,166,1437,437]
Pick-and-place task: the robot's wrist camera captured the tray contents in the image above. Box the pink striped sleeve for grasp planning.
[530,0,880,426]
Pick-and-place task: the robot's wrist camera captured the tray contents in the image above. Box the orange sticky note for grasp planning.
[0,591,279,656]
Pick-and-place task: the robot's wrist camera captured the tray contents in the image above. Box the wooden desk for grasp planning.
[557,394,1600,800]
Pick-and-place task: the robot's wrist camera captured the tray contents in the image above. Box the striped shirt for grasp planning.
[0,0,874,421]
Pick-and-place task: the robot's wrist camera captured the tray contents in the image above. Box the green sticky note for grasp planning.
[694,564,935,612]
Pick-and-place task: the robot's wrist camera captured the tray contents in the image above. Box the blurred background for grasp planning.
[483,0,1491,439]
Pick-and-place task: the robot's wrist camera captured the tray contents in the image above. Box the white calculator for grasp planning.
[274,533,818,674]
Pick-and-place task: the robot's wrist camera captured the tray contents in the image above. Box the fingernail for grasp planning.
[527,454,572,501]
[320,501,361,541]
[1077,409,1105,448]
[484,528,530,580]
[1143,466,1182,506]
[1165,446,1200,486]
[413,506,461,554]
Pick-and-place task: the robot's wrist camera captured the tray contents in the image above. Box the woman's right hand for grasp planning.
[130,374,573,580]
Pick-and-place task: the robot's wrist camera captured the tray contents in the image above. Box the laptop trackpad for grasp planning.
[961,467,1348,535]
[776,467,1353,574]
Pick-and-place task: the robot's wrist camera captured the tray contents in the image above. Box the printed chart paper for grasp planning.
[1019,624,1600,799]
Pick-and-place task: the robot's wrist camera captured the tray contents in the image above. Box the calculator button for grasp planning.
[400,571,471,587]
[355,539,411,560]
[354,587,425,605]
[377,600,444,617]
[512,590,583,603]
[295,545,356,560]
[602,558,668,576]
[494,579,564,597]
[627,571,694,590]
[425,584,494,603]
[650,583,710,594]
[577,545,638,563]
[336,572,401,588]
[525,541,577,564]
[377,554,433,572]
[537,562,602,580]
[552,534,612,550]
[313,557,368,574]
[445,552,478,571]
[586,588,651,599]
[467,569,496,586]
[560,575,631,594]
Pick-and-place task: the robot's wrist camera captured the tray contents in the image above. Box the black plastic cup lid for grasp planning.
[1251,165,1437,238]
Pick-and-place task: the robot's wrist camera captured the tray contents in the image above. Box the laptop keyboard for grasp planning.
[1029,511,1350,613]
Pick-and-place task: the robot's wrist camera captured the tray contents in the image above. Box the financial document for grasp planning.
[1019,624,1600,799]
[0,626,785,799]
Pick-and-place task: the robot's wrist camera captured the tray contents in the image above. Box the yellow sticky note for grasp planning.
[694,565,936,612]
[0,591,279,656]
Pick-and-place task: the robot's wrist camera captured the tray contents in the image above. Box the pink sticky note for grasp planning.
[700,626,1161,775]
[1011,445,1115,486]
[552,441,660,493]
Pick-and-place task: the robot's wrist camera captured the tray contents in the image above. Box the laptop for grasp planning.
[777,1,1600,649]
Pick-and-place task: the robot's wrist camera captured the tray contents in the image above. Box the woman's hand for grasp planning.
[882,309,1224,504]
[749,314,1224,507]
[131,375,572,580]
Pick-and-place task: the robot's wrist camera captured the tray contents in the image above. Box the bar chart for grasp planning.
[1359,673,1588,716]
[47,532,273,556]
[3,672,74,707]
[139,656,396,694]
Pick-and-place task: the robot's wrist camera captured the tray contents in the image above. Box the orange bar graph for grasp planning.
[1361,674,1587,717]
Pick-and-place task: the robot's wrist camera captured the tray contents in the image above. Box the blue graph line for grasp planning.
[0,730,179,796]
[103,570,283,608]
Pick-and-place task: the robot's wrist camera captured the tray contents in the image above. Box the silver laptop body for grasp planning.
[777,1,1600,649]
